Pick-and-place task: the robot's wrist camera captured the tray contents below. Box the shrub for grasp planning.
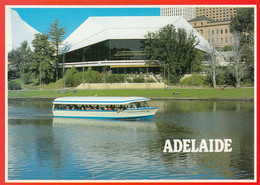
[180,74,209,86]
[133,76,145,83]
[83,67,103,83]
[65,66,82,87]
[105,74,126,83]
[8,79,22,90]
[146,78,156,83]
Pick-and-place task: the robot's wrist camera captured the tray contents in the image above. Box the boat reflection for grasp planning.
[52,117,156,129]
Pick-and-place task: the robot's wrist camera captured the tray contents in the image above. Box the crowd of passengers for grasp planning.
[55,104,129,111]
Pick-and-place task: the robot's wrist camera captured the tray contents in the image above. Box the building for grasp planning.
[161,7,195,21]
[7,8,40,52]
[195,7,236,21]
[188,16,233,47]
[62,16,210,74]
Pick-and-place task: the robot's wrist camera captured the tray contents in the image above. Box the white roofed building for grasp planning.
[61,16,211,74]
[6,8,40,53]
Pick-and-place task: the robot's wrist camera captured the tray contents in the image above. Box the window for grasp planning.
[225,37,228,43]
[225,29,228,33]
[230,37,233,43]
[221,38,223,43]
[212,30,214,35]
[221,29,223,34]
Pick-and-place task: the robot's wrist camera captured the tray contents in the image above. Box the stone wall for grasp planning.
[76,83,166,89]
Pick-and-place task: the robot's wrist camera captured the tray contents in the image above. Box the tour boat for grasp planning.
[52,96,158,119]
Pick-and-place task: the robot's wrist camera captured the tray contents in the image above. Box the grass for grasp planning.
[8,88,254,99]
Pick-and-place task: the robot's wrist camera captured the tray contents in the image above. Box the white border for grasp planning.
[5,4,257,183]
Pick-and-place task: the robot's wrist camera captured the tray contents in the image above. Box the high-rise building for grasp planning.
[195,7,236,21]
[161,7,195,21]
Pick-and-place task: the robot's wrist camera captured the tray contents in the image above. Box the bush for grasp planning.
[180,74,209,86]
[21,73,33,85]
[105,74,126,83]
[146,78,156,83]
[133,76,145,83]
[8,79,22,90]
[65,66,82,87]
[83,67,103,83]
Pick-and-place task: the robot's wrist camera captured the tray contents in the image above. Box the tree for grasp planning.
[8,41,33,81]
[65,66,81,87]
[144,24,200,84]
[84,67,103,83]
[230,8,255,84]
[227,31,247,88]
[31,33,55,85]
[204,43,221,88]
[46,19,66,81]
[230,8,254,35]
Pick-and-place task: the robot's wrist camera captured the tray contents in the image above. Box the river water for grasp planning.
[8,99,255,181]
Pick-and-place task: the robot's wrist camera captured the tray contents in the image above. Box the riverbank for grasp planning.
[8,88,254,101]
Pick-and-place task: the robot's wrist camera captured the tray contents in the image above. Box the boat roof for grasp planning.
[53,96,150,105]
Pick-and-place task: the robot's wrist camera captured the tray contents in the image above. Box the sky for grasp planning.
[13,7,161,40]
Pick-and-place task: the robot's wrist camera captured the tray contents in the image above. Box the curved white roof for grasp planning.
[53,96,150,105]
[62,16,210,54]
[7,8,40,52]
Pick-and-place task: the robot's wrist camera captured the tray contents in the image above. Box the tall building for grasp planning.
[195,7,236,21]
[161,7,195,21]
[188,16,233,47]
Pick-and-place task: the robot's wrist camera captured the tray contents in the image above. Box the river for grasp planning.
[8,99,255,181]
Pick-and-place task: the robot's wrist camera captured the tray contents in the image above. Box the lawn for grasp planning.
[8,88,254,99]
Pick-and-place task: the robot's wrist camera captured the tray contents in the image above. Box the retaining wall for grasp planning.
[76,83,166,89]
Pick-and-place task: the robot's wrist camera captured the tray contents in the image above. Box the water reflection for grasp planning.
[8,100,254,180]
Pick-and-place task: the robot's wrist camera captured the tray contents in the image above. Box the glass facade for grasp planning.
[64,39,145,63]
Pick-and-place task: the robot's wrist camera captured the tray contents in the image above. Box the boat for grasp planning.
[52,96,158,119]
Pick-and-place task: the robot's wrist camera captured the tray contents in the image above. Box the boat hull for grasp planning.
[52,108,158,119]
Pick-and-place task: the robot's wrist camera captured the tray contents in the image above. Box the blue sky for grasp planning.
[13,8,160,40]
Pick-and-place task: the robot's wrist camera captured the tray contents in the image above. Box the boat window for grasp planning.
[128,101,148,108]
[54,104,129,111]
[129,103,136,108]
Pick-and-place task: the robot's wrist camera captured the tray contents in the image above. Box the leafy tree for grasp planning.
[84,67,103,83]
[46,19,66,81]
[31,33,55,84]
[8,41,33,81]
[230,8,254,35]
[65,66,81,87]
[144,24,200,84]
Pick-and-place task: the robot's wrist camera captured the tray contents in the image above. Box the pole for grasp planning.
[40,62,42,90]
[164,61,166,91]
[62,54,65,89]
[83,66,85,89]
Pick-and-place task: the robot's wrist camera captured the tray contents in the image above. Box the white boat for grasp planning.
[52,96,158,119]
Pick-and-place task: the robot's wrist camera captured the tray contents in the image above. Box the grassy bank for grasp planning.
[8,88,254,99]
